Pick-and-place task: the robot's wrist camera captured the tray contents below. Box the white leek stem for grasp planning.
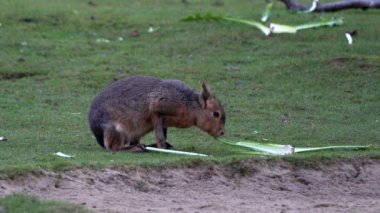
[345,33,353,45]
[305,0,319,13]
[54,152,74,158]
[145,147,208,157]
[294,145,369,153]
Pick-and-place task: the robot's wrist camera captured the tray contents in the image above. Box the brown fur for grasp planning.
[88,75,225,152]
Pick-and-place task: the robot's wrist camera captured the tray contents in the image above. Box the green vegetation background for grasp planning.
[0,0,379,174]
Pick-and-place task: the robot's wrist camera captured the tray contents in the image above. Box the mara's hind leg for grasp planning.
[103,126,125,152]
[104,127,145,152]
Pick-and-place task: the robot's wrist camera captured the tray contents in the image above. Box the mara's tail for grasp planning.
[90,125,105,148]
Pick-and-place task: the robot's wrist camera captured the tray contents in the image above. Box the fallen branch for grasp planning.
[279,0,380,12]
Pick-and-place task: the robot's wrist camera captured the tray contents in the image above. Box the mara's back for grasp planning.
[90,76,161,118]
[88,76,161,145]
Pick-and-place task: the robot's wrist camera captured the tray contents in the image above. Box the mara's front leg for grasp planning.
[151,116,173,149]
[162,127,173,149]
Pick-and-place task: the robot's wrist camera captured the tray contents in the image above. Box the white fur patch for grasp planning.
[114,122,124,132]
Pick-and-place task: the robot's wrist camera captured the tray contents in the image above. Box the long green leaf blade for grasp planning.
[261,1,273,22]
[296,18,343,30]
[223,17,271,35]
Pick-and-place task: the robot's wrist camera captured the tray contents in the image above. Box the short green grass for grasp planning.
[0,194,91,213]
[0,0,379,174]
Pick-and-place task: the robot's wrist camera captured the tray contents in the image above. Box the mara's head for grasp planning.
[196,82,225,138]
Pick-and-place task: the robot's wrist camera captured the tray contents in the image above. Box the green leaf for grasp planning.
[296,17,343,31]
[261,1,273,22]
[222,17,271,36]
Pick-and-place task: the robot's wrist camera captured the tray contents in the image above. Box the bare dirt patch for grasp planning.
[0,72,40,80]
[330,57,351,68]
[1,158,380,213]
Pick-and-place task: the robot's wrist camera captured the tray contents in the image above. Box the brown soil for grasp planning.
[1,158,380,213]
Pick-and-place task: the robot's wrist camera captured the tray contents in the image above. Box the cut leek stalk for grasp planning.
[219,138,370,156]
[182,13,343,36]
[145,147,208,157]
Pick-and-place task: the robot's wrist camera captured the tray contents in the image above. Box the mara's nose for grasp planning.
[220,130,224,136]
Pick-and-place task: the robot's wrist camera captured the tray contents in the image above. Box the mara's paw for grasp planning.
[164,142,173,149]
[146,142,173,149]
[123,144,146,152]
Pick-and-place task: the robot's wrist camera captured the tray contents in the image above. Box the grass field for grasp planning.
[0,0,379,176]
[0,194,90,213]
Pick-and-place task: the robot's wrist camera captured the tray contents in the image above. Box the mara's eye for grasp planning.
[212,111,220,118]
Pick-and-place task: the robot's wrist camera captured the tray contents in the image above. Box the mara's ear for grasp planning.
[199,81,213,108]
